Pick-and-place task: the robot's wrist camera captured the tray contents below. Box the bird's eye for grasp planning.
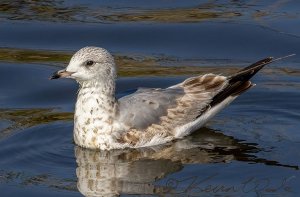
[86,60,94,66]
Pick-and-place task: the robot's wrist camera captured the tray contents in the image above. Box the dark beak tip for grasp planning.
[49,71,60,80]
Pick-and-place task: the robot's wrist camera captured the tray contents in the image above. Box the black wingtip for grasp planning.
[209,54,295,108]
[229,54,295,83]
[49,71,60,80]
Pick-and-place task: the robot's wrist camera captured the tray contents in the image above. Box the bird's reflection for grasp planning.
[75,127,298,197]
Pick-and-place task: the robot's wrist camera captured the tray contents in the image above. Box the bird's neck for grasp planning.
[74,79,120,149]
[79,77,116,98]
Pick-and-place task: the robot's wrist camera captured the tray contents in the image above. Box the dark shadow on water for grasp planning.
[75,127,298,196]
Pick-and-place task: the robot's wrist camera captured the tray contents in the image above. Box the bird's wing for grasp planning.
[117,74,228,131]
[117,87,185,130]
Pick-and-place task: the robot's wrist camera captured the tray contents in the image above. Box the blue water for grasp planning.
[0,1,299,196]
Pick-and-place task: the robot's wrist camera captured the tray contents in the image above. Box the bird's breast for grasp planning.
[73,92,120,149]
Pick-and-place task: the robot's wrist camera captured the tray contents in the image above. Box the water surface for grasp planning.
[0,1,300,196]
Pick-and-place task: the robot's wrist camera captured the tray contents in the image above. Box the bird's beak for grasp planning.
[50,69,75,80]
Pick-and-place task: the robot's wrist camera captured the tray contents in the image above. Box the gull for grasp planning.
[50,46,294,150]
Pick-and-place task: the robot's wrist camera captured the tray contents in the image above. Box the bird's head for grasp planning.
[50,46,116,83]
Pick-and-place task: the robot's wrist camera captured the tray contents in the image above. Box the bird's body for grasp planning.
[51,47,293,150]
[74,73,231,150]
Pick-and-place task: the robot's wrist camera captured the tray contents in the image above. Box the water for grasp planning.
[0,1,300,196]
